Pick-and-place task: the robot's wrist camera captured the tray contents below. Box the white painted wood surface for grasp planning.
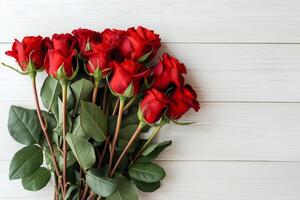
[0,0,300,199]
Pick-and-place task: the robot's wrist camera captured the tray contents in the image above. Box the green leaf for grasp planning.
[9,145,43,180]
[70,78,94,114]
[42,111,57,134]
[129,163,166,183]
[138,141,172,163]
[133,180,161,192]
[86,169,118,197]
[8,105,42,145]
[138,49,153,63]
[45,149,76,172]
[21,167,51,191]
[67,83,75,111]
[80,101,107,142]
[107,176,138,200]
[54,98,72,135]
[66,134,96,171]
[65,185,79,200]
[119,124,138,140]
[71,116,89,139]
[40,76,61,113]
[117,138,138,153]
[58,151,77,170]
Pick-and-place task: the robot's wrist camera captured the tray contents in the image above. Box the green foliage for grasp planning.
[6,76,176,199]
[80,101,107,142]
[66,134,96,171]
[8,105,42,145]
[133,180,161,193]
[40,76,61,114]
[9,145,43,180]
[22,167,51,191]
[137,140,172,163]
[70,78,94,114]
[71,116,89,139]
[107,176,138,200]
[129,163,166,183]
[86,169,118,197]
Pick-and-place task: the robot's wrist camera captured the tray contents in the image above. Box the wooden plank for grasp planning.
[1,161,300,200]
[1,0,300,43]
[2,102,300,161]
[2,43,300,102]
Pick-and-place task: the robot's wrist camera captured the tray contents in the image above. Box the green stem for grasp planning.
[110,122,145,177]
[1,62,27,75]
[31,75,63,194]
[61,81,68,197]
[131,124,164,165]
[92,79,100,104]
[108,97,125,172]
[123,96,137,112]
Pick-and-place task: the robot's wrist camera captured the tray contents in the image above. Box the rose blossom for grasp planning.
[44,33,77,78]
[167,84,200,119]
[72,28,102,54]
[5,36,45,71]
[140,88,169,124]
[119,26,161,61]
[152,53,186,91]
[109,60,150,95]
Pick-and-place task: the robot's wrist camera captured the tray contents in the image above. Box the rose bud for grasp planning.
[72,28,101,54]
[140,88,169,124]
[167,84,200,120]
[84,42,112,78]
[152,53,187,91]
[44,33,78,80]
[119,26,161,61]
[5,36,45,72]
[109,60,150,97]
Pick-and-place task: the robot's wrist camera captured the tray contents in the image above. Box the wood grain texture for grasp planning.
[1,0,300,43]
[1,0,300,199]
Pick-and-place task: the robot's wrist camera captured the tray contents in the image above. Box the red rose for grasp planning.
[140,88,169,124]
[152,53,186,91]
[44,33,77,79]
[119,26,161,60]
[51,33,77,56]
[5,36,44,71]
[167,84,200,119]
[44,50,77,78]
[109,60,150,95]
[84,42,111,75]
[72,28,101,54]
[101,29,124,48]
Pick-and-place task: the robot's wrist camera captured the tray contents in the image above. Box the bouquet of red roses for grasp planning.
[2,26,199,200]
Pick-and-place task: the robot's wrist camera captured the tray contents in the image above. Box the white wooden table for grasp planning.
[1,0,300,199]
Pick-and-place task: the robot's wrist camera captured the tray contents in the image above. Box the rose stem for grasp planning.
[110,122,145,177]
[61,81,68,196]
[102,85,108,111]
[108,97,125,172]
[30,74,63,194]
[130,124,164,165]
[112,98,120,116]
[81,185,90,200]
[92,79,100,104]
[123,96,137,112]
[97,137,110,169]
